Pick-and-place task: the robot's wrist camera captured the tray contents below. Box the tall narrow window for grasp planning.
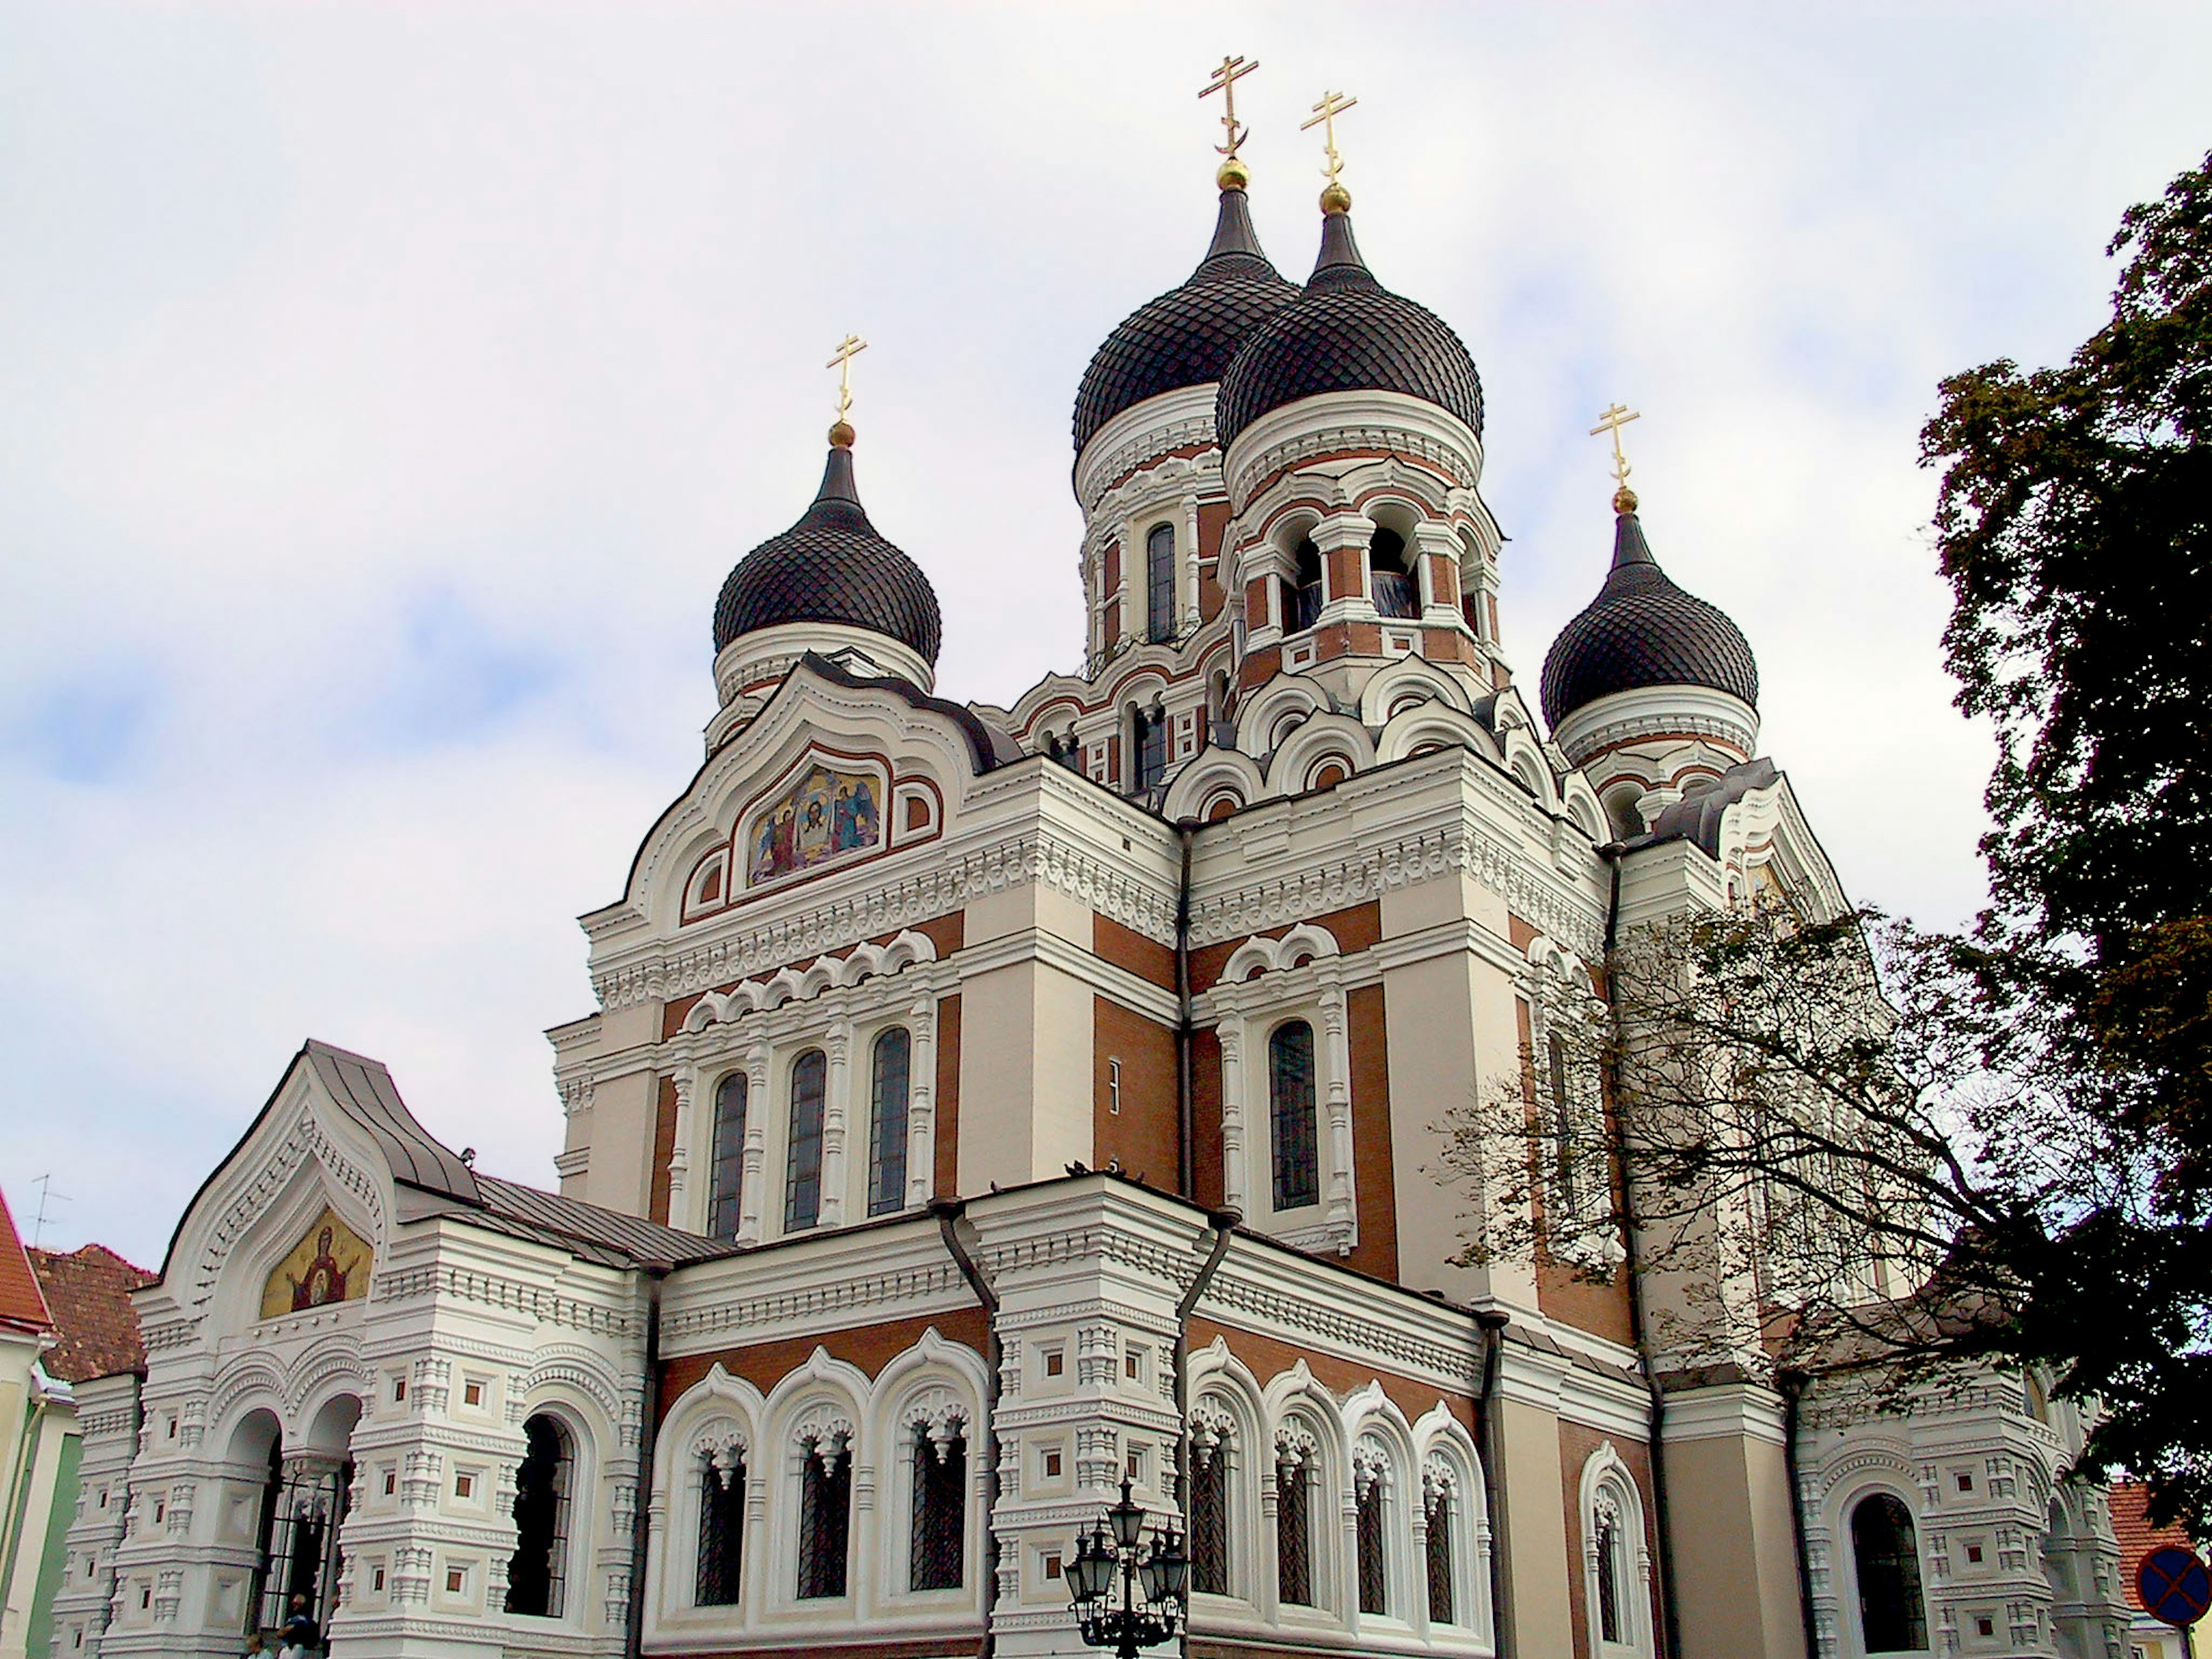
[868,1028,912,1216]
[1595,1511,1623,1644]
[797,1435,851,1599]
[785,1050,827,1231]
[1191,1427,1230,1596]
[909,1422,966,1591]
[1131,706,1167,794]
[695,1444,746,1607]
[1369,526,1419,618]
[1270,1021,1320,1211]
[709,1073,747,1239]
[1146,523,1177,643]
[1423,1467,1455,1626]
[1355,1452,1388,1615]
[1275,1437,1314,1608]
[1288,538,1324,632]
[505,1415,571,1618]
[1852,1493,1928,1653]
[1549,1029,1578,1219]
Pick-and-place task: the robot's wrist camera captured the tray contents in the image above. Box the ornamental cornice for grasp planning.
[1196,1268,1479,1392]
[1074,385,1219,513]
[1083,449,1228,544]
[660,1260,967,1347]
[1223,396,1481,516]
[371,1265,638,1337]
[592,828,1180,1010]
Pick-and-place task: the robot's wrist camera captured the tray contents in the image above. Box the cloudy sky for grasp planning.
[5,3,2207,1266]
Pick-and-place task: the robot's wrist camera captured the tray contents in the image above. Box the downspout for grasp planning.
[1780,1369,1817,1655]
[1176,821,1196,1199]
[1172,1209,1240,1658]
[1600,844,1683,1659]
[1475,1309,1514,1659]
[935,1201,1001,1659]
[625,1263,668,1659]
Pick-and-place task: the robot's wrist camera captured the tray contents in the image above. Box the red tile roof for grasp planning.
[0,1188,54,1338]
[28,1243,155,1383]
[2111,1482,2203,1612]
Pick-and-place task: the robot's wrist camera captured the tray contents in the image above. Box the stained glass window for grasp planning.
[1425,1476,1454,1626]
[909,1424,965,1591]
[868,1028,911,1217]
[797,1438,851,1599]
[695,1446,745,1607]
[1356,1461,1388,1614]
[1275,1440,1313,1607]
[1270,1021,1320,1211]
[785,1050,827,1232]
[1147,523,1177,643]
[709,1073,747,1239]
[1191,1431,1229,1596]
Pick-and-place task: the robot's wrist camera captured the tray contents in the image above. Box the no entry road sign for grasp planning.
[2139,1545,2212,1629]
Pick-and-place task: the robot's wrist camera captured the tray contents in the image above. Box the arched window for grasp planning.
[1286,537,1324,632]
[785,1050,827,1232]
[695,1440,746,1607]
[1423,1460,1455,1626]
[1190,1416,1232,1596]
[1131,705,1167,794]
[1274,1430,1317,1608]
[1594,1508,1626,1645]
[1147,523,1177,643]
[1369,526,1419,619]
[868,1028,912,1217]
[1269,1021,1320,1211]
[1353,1441,1389,1615]
[797,1431,852,1599]
[1851,1493,1928,1653]
[709,1073,747,1240]
[505,1414,573,1618]
[1581,1448,1653,1657]
[908,1418,966,1591]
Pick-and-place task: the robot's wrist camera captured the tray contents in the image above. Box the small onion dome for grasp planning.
[712,437,942,663]
[1538,502,1759,730]
[1215,201,1484,449]
[1071,186,1300,454]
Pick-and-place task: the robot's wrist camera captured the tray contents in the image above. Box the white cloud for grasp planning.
[3,2,2207,1263]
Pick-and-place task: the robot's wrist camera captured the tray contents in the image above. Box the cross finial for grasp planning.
[825,334,868,446]
[1301,89,1358,209]
[1589,403,1641,512]
[1200,55,1260,187]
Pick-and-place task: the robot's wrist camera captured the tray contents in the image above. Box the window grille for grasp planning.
[1147,524,1177,643]
[505,1414,571,1618]
[1424,1475,1454,1626]
[1595,1512,1622,1645]
[1355,1451,1388,1615]
[1851,1493,1928,1653]
[797,1436,851,1599]
[1275,1440,1314,1607]
[908,1423,966,1591]
[1190,1431,1229,1596]
[869,1028,911,1217]
[709,1073,747,1239]
[695,1445,746,1607]
[1270,1021,1320,1210]
[253,1453,349,1634]
[785,1050,827,1231]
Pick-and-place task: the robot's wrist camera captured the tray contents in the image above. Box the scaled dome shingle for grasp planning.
[1215,207,1484,449]
[1072,188,1300,456]
[713,444,942,665]
[1539,509,1759,729]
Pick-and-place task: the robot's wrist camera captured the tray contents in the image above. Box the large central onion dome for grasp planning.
[713,436,942,664]
[1539,497,1759,729]
[1215,199,1484,449]
[1071,185,1300,454]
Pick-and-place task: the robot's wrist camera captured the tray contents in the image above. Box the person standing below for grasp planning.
[277,1594,319,1658]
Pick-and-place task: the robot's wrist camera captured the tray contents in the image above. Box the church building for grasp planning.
[52,71,2133,1659]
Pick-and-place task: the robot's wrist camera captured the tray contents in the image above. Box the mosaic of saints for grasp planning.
[749,764,880,884]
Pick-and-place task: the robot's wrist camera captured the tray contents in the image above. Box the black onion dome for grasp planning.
[1539,507,1759,729]
[1071,188,1300,454]
[713,443,942,663]
[1215,207,1484,448]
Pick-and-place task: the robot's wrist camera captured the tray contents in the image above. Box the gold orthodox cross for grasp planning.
[827,334,868,425]
[1200,55,1259,160]
[1590,402,1641,489]
[1301,89,1358,187]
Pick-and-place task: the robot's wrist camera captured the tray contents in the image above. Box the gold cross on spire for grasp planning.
[1302,89,1358,208]
[1589,402,1642,512]
[1200,55,1260,173]
[826,334,868,445]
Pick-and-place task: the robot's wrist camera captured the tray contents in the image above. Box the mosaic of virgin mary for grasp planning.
[748,763,880,885]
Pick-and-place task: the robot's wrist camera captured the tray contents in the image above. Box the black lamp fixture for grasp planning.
[1066,1478,1189,1658]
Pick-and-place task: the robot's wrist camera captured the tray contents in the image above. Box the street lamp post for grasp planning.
[1065,1478,1189,1659]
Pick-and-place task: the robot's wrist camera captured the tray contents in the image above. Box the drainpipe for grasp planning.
[624,1263,668,1659]
[1475,1309,1514,1659]
[1781,1369,1817,1656]
[1176,821,1196,1199]
[935,1201,1001,1659]
[1600,844,1683,1659]
[1172,1209,1240,1658]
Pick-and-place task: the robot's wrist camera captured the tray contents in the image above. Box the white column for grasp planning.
[738,1043,769,1245]
[1319,986,1356,1241]
[1183,497,1203,632]
[667,1070,696,1230]
[1218,1018,1248,1215]
[821,1017,853,1227]
[907,997,937,1209]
